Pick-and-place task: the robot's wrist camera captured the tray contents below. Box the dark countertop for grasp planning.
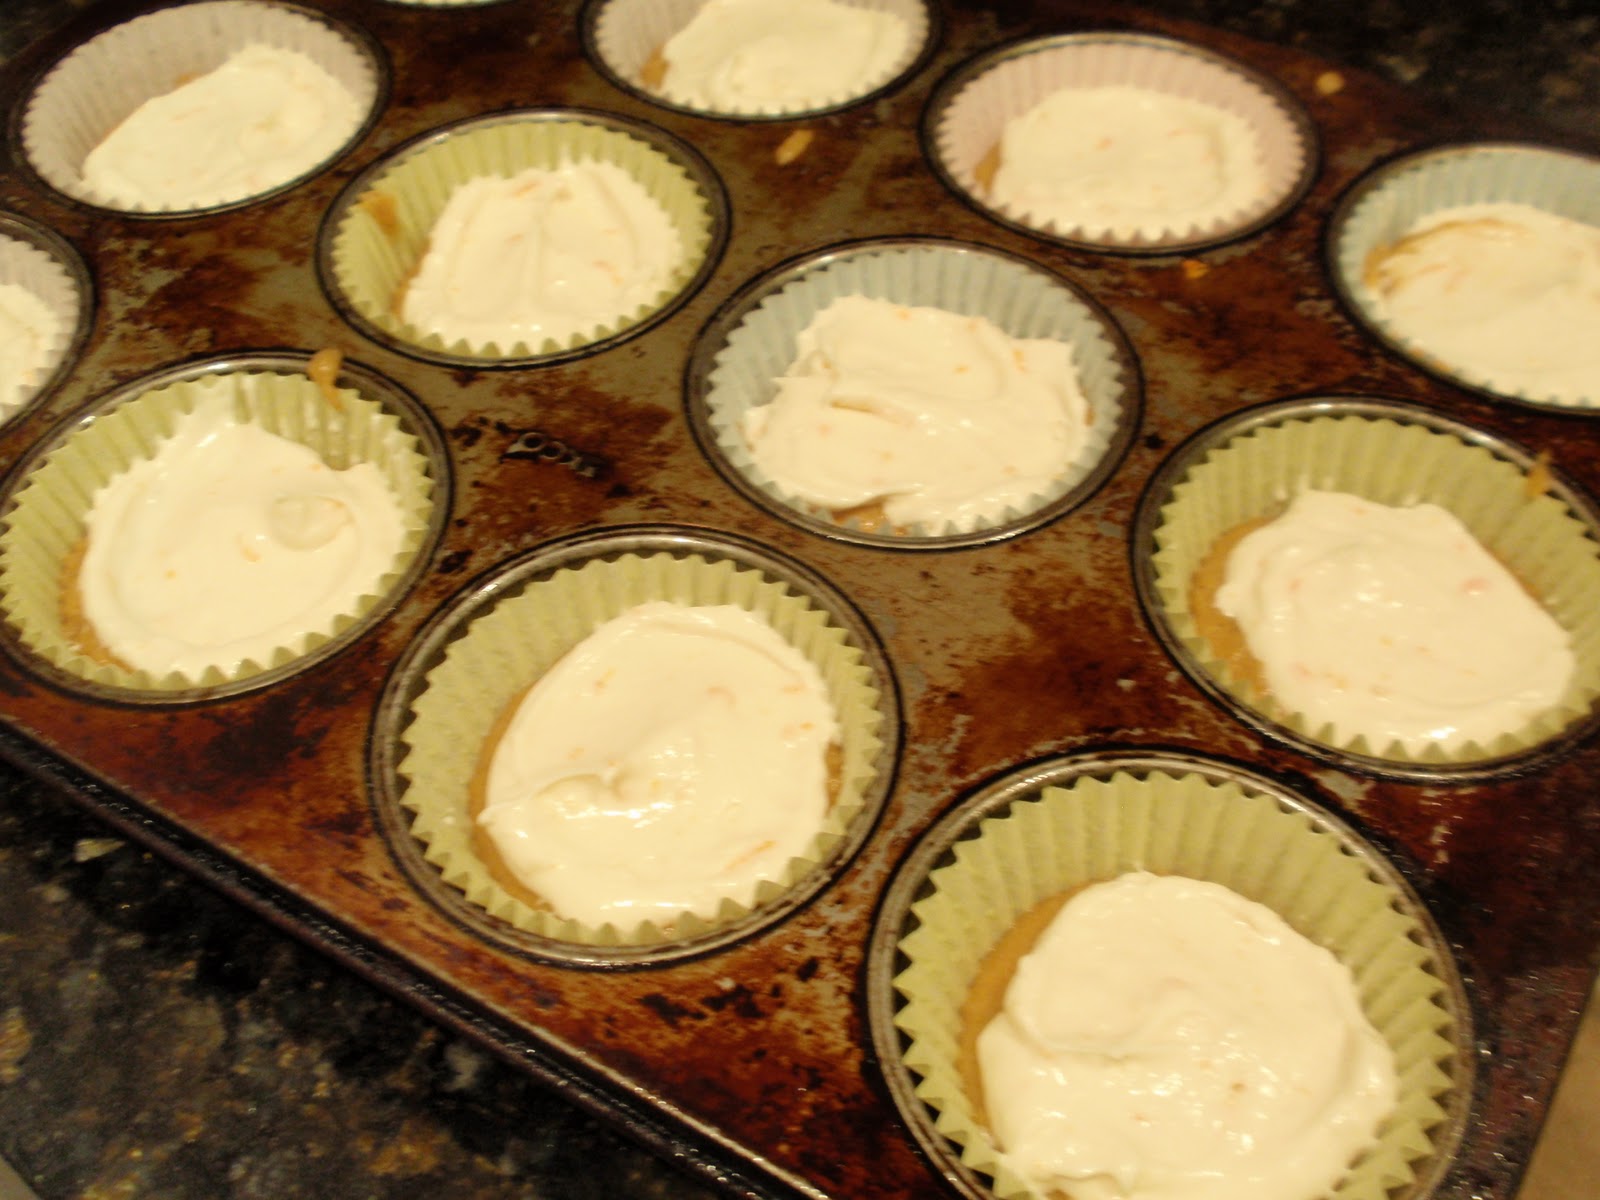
[1,2,1598,1198]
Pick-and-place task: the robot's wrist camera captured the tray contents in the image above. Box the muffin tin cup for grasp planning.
[17,0,385,216]
[1328,143,1600,413]
[370,525,899,967]
[866,751,1471,1200]
[0,213,93,430]
[1131,396,1600,779]
[583,0,935,121]
[685,237,1141,549]
[0,353,448,702]
[922,32,1318,254]
[318,108,728,368]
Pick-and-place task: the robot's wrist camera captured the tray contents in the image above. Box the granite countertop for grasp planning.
[1,1,1598,1198]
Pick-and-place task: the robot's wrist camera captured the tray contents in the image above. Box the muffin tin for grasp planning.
[1,1,1598,1198]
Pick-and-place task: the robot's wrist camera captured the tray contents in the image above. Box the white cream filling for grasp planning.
[81,44,363,209]
[991,85,1266,239]
[78,393,406,678]
[1216,489,1574,753]
[400,161,682,353]
[0,282,60,417]
[479,601,839,927]
[659,0,910,113]
[1365,202,1600,406]
[979,873,1397,1200]
[739,295,1091,529]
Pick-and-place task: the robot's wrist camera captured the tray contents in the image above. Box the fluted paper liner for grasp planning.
[396,551,886,947]
[589,0,931,118]
[1331,144,1600,411]
[0,369,436,693]
[327,113,717,362]
[1150,411,1600,765]
[700,241,1132,539]
[0,230,86,427]
[21,0,379,214]
[892,769,1460,1200]
[929,34,1313,251]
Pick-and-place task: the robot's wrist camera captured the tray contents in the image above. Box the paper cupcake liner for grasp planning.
[0,218,91,429]
[925,33,1316,253]
[321,110,723,366]
[688,238,1138,547]
[1139,399,1600,771]
[21,0,381,215]
[1329,143,1600,412]
[0,359,440,698]
[393,541,890,954]
[586,0,931,119]
[885,759,1466,1200]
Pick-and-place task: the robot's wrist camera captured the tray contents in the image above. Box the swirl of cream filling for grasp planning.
[739,295,1091,529]
[0,282,60,416]
[77,394,406,678]
[1215,489,1574,752]
[478,601,839,927]
[400,161,683,353]
[81,44,363,210]
[990,85,1266,239]
[1364,202,1600,405]
[978,873,1397,1200]
[658,0,911,113]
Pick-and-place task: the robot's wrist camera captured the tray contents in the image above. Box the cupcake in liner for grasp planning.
[1329,143,1600,413]
[320,109,725,367]
[879,757,1468,1200]
[924,33,1317,254]
[686,238,1139,549]
[584,0,932,120]
[20,1,382,215]
[391,536,892,958]
[0,215,92,430]
[0,356,442,700]
[1135,398,1600,776]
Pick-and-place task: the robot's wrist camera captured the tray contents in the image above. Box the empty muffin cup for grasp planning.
[372,526,897,965]
[686,237,1139,548]
[319,108,726,367]
[20,0,383,215]
[1329,143,1600,412]
[1132,396,1600,778]
[868,752,1469,1200]
[0,353,446,700]
[923,32,1316,254]
[0,214,92,430]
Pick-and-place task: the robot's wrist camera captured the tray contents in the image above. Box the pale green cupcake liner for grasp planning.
[324,110,721,364]
[395,546,889,951]
[1142,401,1600,769]
[889,762,1466,1200]
[0,360,439,696]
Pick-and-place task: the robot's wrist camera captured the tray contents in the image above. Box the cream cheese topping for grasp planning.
[978,872,1397,1200]
[400,161,683,353]
[990,85,1266,239]
[739,295,1091,529]
[1216,489,1574,753]
[479,601,839,927]
[78,393,405,678]
[658,0,911,113]
[1364,202,1600,405]
[80,44,363,210]
[0,282,60,417]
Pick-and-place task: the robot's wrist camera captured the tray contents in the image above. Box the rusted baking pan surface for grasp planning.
[1,1,1598,1197]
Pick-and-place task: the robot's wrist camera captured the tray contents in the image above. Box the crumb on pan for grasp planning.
[1181,259,1210,281]
[775,129,815,166]
[1316,71,1345,96]
[309,346,345,410]
[1525,448,1554,498]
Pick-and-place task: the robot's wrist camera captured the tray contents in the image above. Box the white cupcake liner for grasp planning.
[926,33,1316,253]
[0,218,90,429]
[689,238,1138,547]
[586,0,931,119]
[1330,143,1600,412]
[21,0,381,214]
